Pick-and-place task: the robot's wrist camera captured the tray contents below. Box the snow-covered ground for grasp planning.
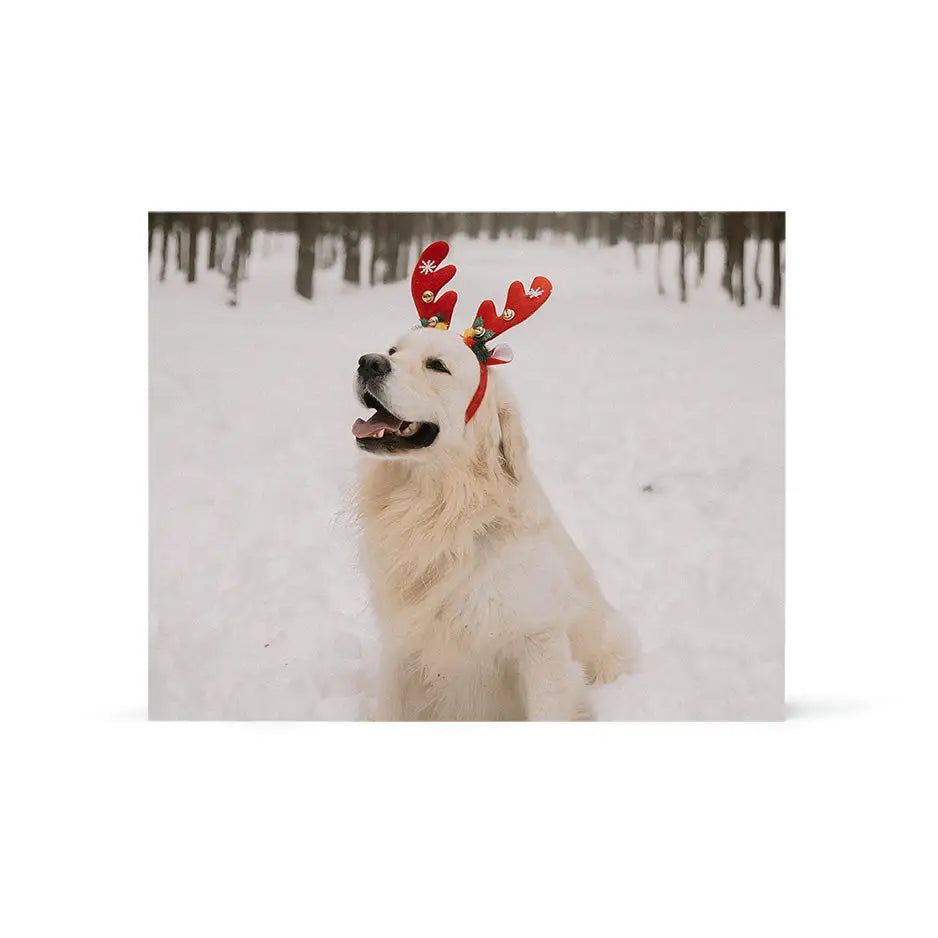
[149,231,784,720]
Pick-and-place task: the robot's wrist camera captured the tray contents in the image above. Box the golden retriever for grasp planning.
[352,323,638,720]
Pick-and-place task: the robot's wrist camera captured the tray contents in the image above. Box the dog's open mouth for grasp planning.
[353,392,439,451]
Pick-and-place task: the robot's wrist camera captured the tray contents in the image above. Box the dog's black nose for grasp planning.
[358,353,391,378]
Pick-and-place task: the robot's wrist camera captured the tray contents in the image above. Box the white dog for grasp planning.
[352,319,638,721]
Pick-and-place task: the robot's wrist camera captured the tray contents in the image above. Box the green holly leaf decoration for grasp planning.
[472,342,492,362]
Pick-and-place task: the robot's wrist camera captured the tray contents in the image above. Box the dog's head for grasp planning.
[352,241,548,481]
[352,325,528,480]
[353,326,483,456]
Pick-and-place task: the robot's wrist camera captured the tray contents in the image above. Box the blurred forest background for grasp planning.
[147,211,785,308]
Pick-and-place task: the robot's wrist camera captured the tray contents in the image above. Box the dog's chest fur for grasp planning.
[357,459,546,652]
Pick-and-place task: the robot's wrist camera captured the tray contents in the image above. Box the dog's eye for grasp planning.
[388,347,397,356]
[425,358,450,374]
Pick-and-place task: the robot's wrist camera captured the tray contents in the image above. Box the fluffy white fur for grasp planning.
[353,326,638,720]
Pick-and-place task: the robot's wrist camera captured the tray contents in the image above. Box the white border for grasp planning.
[3,2,936,936]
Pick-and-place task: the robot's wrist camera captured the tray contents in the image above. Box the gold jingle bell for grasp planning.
[474,325,486,337]
[427,316,438,326]
[422,290,434,303]
[502,308,515,321]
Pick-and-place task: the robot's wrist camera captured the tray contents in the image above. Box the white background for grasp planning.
[2,2,937,936]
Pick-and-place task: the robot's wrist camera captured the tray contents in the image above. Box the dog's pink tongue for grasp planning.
[352,411,404,439]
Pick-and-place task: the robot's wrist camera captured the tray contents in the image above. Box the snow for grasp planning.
[149,231,784,720]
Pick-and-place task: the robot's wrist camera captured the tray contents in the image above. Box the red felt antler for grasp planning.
[462,276,553,365]
[461,275,553,422]
[411,241,458,329]
[475,276,553,341]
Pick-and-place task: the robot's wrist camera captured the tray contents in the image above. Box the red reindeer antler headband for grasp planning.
[410,241,552,422]
[411,240,458,329]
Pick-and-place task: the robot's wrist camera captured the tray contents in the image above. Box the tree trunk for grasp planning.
[770,211,784,307]
[186,213,199,283]
[342,214,361,285]
[736,233,746,306]
[721,212,746,302]
[207,214,219,270]
[175,224,185,270]
[240,213,254,272]
[721,220,734,299]
[697,214,707,285]
[316,233,337,270]
[466,213,482,238]
[227,230,242,305]
[367,213,402,285]
[524,213,539,240]
[226,213,255,305]
[159,213,175,282]
[438,213,456,241]
[392,213,413,282]
[655,213,666,296]
[753,229,763,301]
[622,213,639,268]
[148,213,157,258]
[369,214,382,285]
[678,213,687,303]
[295,213,318,300]
[488,212,500,240]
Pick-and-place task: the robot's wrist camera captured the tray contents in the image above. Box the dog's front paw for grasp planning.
[586,617,641,685]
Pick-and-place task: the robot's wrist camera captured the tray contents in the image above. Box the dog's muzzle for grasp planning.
[358,354,391,380]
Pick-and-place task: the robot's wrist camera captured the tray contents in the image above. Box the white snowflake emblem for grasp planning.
[526,286,544,299]
[418,260,437,275]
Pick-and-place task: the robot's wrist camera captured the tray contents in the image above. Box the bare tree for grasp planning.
[207,214,219,270]
[720,214,734,299]
[159,213,175,282]
[295,213,318,300]
[752,212,764,300]
[623,213,642,269]
[769,211,785,307]
[150,210,781,312]
[678,213,688,303]
[655,212,667,296]
[186,213,200,283]
[369,213,403,285]
[393,213,413,282]
[315,222,338,271]
[368,213,383,285]
[341,213,361,285]
[694,212,707,285]
[720,212,747,305]
[226,213,255,306]
[438,213,457,242]
[175,222,185,271]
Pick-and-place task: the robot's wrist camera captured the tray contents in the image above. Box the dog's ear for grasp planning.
[497,398,529,484]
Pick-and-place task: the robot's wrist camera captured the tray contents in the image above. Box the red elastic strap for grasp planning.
[464,361,488,423]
